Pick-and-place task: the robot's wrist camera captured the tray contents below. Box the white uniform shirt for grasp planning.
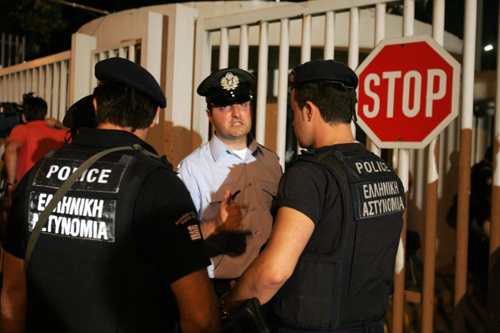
[177,134,282,278]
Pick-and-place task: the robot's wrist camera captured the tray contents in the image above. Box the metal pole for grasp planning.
[368,3,385,156]
[348,8,359,138]
[301,15,312,64]
[421,1,445,332]
[298,14,312,154]
[454,1,477,332]
[239,24,249,71]
[487,4,500,330]
[422,139,439,333]
[392,2,413,332]
[394,148,409,333]
[324,11,334,60]
[219,27,229,69]
[276,18,289,170]
[256,22,269,145]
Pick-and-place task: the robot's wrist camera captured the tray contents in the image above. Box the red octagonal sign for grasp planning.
[356,35,461,149]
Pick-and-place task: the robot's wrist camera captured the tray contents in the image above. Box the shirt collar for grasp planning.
[73,127,159,155]
[209,133,261,162]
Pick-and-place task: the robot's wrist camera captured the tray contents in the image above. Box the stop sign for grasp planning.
[356,35,461,149]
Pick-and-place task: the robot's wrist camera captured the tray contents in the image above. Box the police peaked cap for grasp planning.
[63,95,97,129]
[95,57,167,108]
[289,59,358,89]
[197,68,256,106]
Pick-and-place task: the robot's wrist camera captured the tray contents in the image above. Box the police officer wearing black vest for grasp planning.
[222,59,406,333]
[1,58,220,332]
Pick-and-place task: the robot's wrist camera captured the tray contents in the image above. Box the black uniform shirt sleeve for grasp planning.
[272,161,343,254]
[272,161,339,225]
[133,168,211,286]
[2,174,30,259]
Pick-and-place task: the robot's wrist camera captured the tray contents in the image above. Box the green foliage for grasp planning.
[0,0,67,60]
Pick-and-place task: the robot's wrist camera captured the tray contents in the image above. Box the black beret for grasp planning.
[63,95,97,129]
[289,59,358,89]
[95,57,166,108]
[197,68,256,106]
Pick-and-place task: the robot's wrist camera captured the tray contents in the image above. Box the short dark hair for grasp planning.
[22,96,47,122]
[93,83,158,131]
[293,82,357,124]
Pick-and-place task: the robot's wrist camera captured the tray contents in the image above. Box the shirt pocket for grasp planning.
[202,183,241,220]
[261,179,278,208]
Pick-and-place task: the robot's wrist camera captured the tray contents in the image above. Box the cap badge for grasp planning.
[220,72,239,91]
[289,70,295,83]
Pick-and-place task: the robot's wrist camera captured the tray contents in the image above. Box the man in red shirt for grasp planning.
[5,95,67,194]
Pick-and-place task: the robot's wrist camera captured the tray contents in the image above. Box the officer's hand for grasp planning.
[45,117,58,128]
[217,189,246,233]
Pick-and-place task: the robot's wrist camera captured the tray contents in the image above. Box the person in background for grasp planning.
[4,94,67,196]
[177,68,282,296]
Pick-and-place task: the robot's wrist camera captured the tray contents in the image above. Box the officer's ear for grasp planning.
[149,107,160,128]
[304,101,317,122]
[206,108,214,124]
[93,98,98,115]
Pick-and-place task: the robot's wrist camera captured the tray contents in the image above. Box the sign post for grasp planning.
[356,35,461,149]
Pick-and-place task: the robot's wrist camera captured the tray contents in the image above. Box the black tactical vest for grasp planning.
[23,144,175,332]
[271,145,405,330]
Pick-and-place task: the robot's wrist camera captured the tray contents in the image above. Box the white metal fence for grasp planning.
[0,51,70,120]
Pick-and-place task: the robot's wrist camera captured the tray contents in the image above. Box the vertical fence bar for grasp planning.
[13,73,19,103]
[348,8,359,138]
[301,15,312,64]
[59,60,68,120]
[1,33,5,68]
[129,45,136,62]
[421,1,445,332]
[25,69,32,98]
[193,19,212,147]
[38,66,45,100]
[45,65,53,114]
[392,2,414,333]
[118,47,126,59]
[32,67,38,95]
[219,27,229,69]
[397,146,410,324]
[298,14,312,154]
[0,76,4,101]
[277,18,290,170]
[256,21,269,145]
[19,71,26,102]
[239,24,249,71]
[324,11,334,60]
[52,63,61,119]
[454,1,477,332]
[488,5,500,329]
[368,3,385,156]
[8,74,13,102]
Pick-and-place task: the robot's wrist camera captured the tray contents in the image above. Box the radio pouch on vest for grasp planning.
[24,144,159,272]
